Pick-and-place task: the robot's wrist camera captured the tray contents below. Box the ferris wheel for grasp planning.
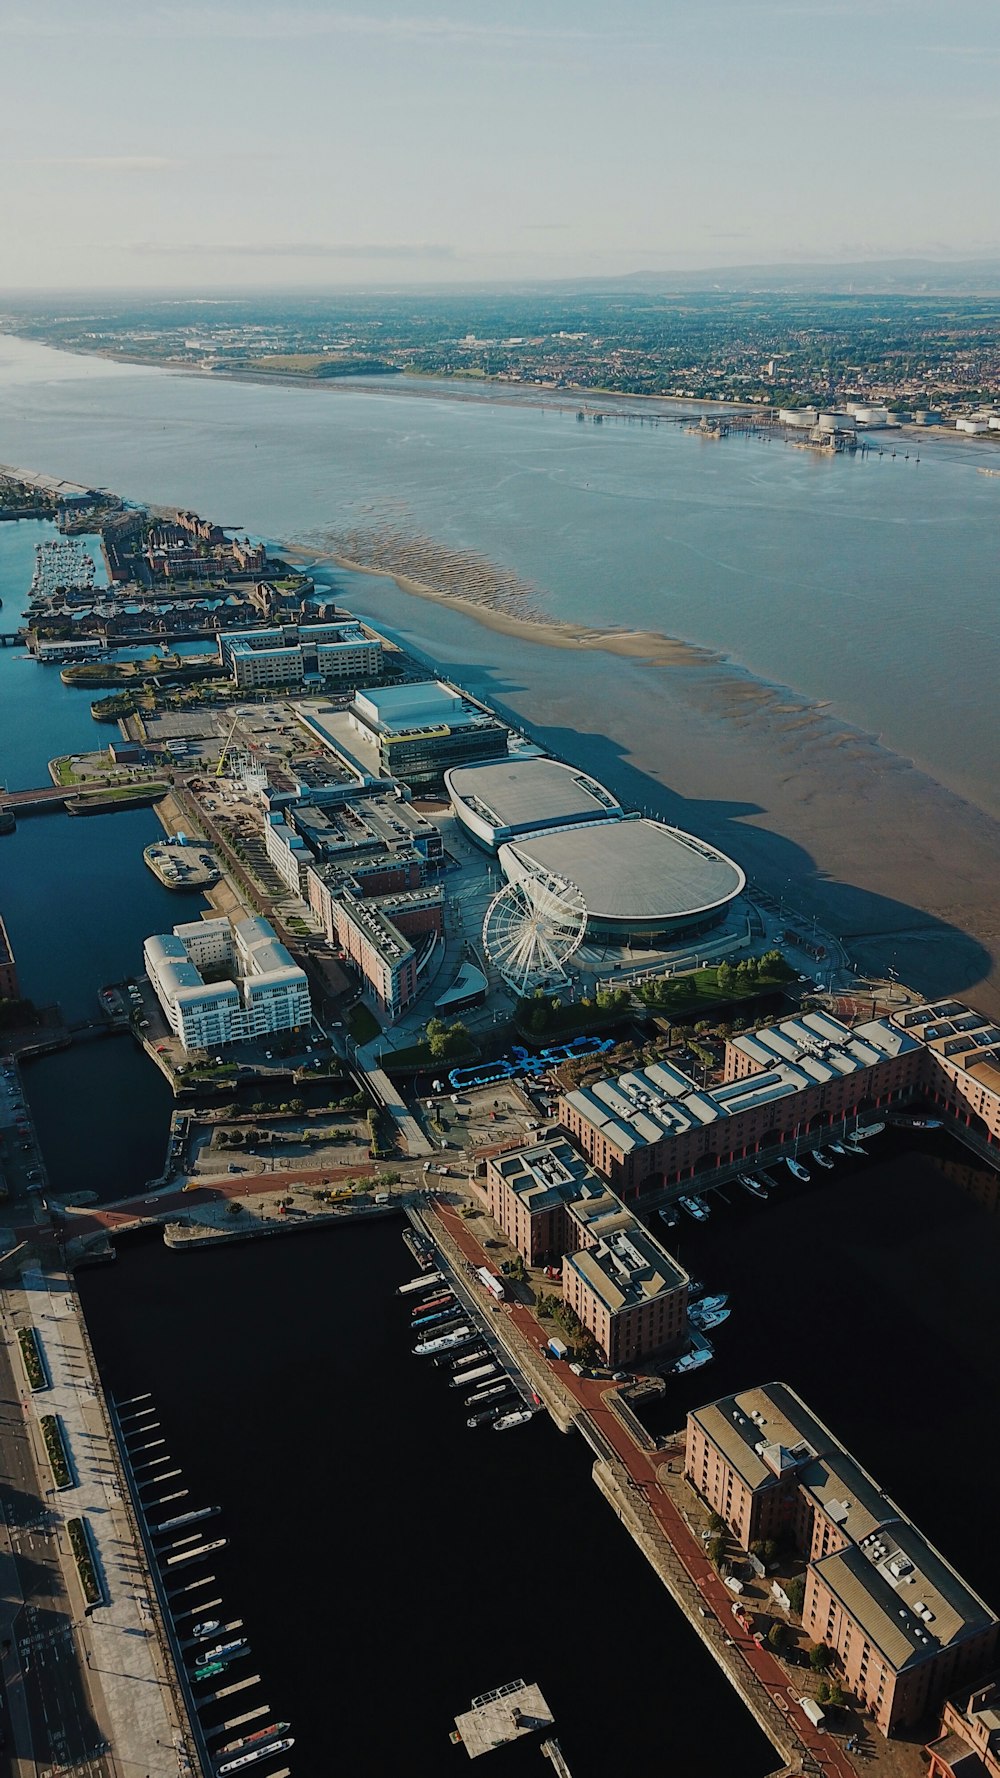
[482,866,587,998]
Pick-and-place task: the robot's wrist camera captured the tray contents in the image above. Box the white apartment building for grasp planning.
[144,914,311,1051]
[263,813,313,894]
[217,623,383,690]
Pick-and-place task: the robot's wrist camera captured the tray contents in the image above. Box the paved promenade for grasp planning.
[4,1266,195,1778]
[428,1194,881,1778]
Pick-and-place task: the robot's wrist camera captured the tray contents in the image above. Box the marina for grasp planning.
[77,1219,778,1776]
[111,1392,293,1778]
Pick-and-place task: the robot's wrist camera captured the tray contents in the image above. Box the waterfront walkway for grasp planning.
[4,1266,195,1778]
[427,1194,876,1778]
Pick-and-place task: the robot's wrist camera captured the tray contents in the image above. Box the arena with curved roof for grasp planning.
[498,816,745,945]
[445,756,623,851]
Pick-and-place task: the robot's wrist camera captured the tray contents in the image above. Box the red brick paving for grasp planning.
[433,1195,859,1778]
[62,1163,378,1237]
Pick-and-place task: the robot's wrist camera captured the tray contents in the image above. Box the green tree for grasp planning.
[786,1574,806,1615]
[809,1643,832,1672]
[425,1016,470,1060]
[767,1620,787,1652]
[709,1512,726,1535]
[707,1535,726,1568]
[751,1538,778,1566]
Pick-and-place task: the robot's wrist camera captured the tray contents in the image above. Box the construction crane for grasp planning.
[215,713,241,778]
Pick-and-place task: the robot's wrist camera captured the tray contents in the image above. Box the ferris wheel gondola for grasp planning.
[482,867,587,998]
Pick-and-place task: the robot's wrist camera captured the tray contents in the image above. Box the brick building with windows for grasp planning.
[559,1010,924,1201]
[926,1675,1000,1776]
[485,1138,688,1364]
[686,1383,998,1736]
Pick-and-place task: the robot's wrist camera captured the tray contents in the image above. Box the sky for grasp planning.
[2,0,999,290]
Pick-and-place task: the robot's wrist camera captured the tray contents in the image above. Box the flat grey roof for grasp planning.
[446,757,621,834]
[690,1382,997,1671]
[500,817,745,923]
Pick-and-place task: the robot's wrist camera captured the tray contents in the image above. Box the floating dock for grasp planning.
[453,1680,554,1759]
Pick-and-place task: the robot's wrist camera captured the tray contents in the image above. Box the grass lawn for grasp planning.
[348,1003,382,1045]
[641,963,793,1019]
[72,781,168,803]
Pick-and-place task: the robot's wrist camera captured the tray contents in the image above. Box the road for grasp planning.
[0,1332,109,1778]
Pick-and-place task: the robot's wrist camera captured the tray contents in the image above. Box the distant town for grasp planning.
[3,287,1000,421]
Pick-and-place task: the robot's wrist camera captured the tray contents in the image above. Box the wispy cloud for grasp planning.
[8,6,649,47]
[133,240,457,260]
[19,155,182,171]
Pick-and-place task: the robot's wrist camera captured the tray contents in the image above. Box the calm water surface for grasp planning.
[78,1222,776,1778]
[0,334,997,814]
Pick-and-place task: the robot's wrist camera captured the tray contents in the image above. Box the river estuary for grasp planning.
[1,339,999,1771]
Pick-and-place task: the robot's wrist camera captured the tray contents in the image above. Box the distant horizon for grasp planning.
[5,252,1000,303]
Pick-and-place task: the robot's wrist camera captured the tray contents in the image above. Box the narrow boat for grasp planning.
[492,1408,534,1432]
[397,1271,445,1297]
[447,1347,487,1371]
[658,1206,679,1228]
[451,1362,496,1389]
[413,1324,472,1356]
[854,1121,885,1139]
[738,1174,767,1199]
[411,1292,453,1317]
[756,1171,779,1190]
[217,1738,294,1775]
[695,1293,728,1313]
[465,1381,512,1408]
[784,1156,810,1182]
[811,1149,835,1170]
[411,1305,463,1330]
[467,1404,505,1428]
[193,1661,226,1682]
[196,1638,247,1669]
[216,1724,291,1759]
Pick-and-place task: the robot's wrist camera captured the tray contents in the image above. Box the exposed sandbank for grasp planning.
[289,531,1000,1020]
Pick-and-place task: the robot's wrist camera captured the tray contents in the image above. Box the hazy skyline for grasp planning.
[3,0,999,290]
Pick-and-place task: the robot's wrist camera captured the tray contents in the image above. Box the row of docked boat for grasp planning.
[652,1126,896,1378]
[113,1392,294,1777]
[400,1236,537,1433]
[657,1121,889,1227]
